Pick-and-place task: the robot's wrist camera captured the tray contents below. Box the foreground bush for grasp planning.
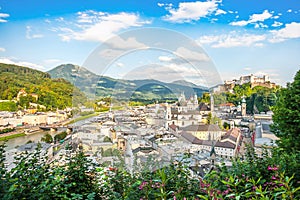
[0,143,299,199]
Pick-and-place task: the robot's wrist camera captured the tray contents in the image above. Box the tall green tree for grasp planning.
[272,70,300,151]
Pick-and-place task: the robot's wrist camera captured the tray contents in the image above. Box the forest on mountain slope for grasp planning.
[0,63,86,111]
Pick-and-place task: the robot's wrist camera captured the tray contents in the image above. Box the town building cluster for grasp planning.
[3,91,278,177]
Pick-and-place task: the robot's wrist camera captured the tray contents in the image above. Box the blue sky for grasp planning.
[0,0,299,86]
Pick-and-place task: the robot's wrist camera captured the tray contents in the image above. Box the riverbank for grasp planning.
[0,133,26,141]
[65,112,100,125]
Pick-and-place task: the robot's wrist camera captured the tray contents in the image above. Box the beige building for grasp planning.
[181,124,224,140]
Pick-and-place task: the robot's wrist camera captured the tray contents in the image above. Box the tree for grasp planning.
[272,70,300,151]
[41,133,53,143]
[103,136,112,143]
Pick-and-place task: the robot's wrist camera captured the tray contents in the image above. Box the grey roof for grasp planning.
[215,141,235,149]
[180,131,203,144]
[182,124,221,132]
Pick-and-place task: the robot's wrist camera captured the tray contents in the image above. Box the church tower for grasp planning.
[241,96,246,117]
[210,93,214,113]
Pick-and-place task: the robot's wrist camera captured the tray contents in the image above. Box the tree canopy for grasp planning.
[0,63,86,110]
[272,70,300,151]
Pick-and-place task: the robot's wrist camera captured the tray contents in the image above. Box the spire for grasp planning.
[210,93,214,113]
[210,142,217,166]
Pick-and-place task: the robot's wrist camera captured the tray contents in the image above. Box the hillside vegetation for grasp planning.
[213,83,281,114]
[0,63,86,110]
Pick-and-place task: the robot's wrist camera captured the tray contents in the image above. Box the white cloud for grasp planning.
[273,16,280,19]
[270,22,300,42]
[58,11,150,42]
[0,58,45,70]
[244,67,252,71]
[26,26,44,39]
[271,21,283,27]
[287,9,292,13]
[215,9,226,15]
[0,47,5,52]
[197,32,266,48]
[230,20,248,26]
[158,56,173,62]
[162,1,221,23]
[0,12,9,23]
[157,3,164,7]
[230,10,272,27]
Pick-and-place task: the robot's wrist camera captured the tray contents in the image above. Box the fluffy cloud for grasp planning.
[230,10,272,27]
[0,47,5,52]
[0,58,45,70]
[158,56,173,62]
[58,11,150,42]
[197,32,266,48]
[0,12,9,23]
[271,21,283,27]
[270,22,300,42]
[161,1,221,23]
[215,9,227,15]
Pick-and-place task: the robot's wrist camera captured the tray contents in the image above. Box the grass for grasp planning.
[0,133,26,141]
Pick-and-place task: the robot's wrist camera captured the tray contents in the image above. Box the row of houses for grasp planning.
[0,111,68,127]
[178,127,242,158]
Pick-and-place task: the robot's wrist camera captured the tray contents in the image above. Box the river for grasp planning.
[2,116,97,151]
[2,129,65,151]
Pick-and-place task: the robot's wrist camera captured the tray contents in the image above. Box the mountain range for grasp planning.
[48,64,209,101]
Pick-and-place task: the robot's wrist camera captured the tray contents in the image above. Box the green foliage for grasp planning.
[41,133,53,143]
[0,63,86,110]
[0,128,14,134]
[206,112,223,129]
[80,111,95,116]
[0,133,25,141]
[54,131,67,141]
[103,136,112,143]
[102,148,119,157]
[223,122,230,130]
[0,101,17,111]
[199,92,210,104]
[272,70,300,152]
[214,82,280,114]
[0,142,299,199]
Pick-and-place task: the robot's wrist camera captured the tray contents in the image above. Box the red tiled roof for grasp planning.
[169,124,178,131]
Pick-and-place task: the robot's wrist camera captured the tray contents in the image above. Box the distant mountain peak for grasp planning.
[48,63,208,99]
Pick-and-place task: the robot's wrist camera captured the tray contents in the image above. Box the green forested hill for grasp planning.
[213,83,281,114]
[0,63,86,110]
